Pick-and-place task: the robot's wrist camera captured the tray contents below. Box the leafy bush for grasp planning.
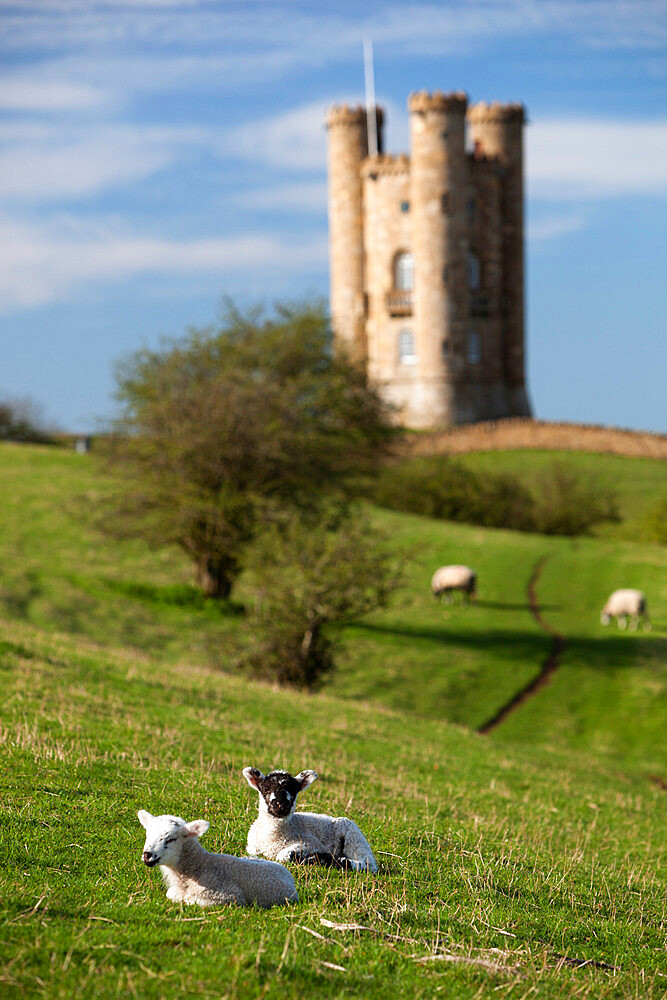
[242,507,401,689]
[369,455,620,537]
[373,456,484,522]
[370,455,536,531]
[532,461,620,536]
[477,471,538,531]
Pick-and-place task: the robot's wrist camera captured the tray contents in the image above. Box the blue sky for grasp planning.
[1,0,666,433]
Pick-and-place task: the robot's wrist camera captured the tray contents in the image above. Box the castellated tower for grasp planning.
[326,91,532,428]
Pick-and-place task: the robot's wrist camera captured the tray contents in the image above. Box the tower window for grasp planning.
[400,200,410,213]
[441,339,450,358]
[467,329,481,364]
[399,329,417,365]
[394,251,414,292]
[467,197,476,223]
[468,252,481,290]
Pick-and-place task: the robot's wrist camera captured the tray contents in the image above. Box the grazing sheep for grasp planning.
[431,564,477,604]
[242,768,378,873]
[137,810,298,907]
[600,589,651,631]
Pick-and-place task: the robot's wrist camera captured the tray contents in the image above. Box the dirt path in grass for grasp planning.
[477,555,565,734]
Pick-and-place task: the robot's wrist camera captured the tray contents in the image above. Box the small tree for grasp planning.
[104,301,395,597]
[243,508,401,689]
[0,396,55,444]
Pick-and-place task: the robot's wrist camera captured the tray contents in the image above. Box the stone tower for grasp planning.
[326,90,532,428]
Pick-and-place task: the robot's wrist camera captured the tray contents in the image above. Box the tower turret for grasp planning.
[467,102,531,415]
[408,90,468,425]
[326,104,383,365]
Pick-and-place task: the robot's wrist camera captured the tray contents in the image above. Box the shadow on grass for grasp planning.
[351,620,664,672]
[0,570,42,619]
[100,578,245,615]
[0,640,38,663]
[351,618,549,651]
[0,640,70,671]
[476,599,561,613]
[562,633,667,672]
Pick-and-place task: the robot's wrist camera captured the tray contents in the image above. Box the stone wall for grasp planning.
[404,419,667,459]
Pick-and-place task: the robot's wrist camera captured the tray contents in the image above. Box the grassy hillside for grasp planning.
[0,441,665,998]
[333,508,666,775]
[0,443,236,662]
[0,443,665,774]
[1,619,665,999]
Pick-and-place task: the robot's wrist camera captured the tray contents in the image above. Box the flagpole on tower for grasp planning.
[363,39,378,157]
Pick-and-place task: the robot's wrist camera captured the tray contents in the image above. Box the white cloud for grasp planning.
[527,118,667,199]
[528,212,587,243]
[4,1,666,57]
[0,122,206,201]
[0,214,328,311]
[0,79,107,111]
[225,102,329,172]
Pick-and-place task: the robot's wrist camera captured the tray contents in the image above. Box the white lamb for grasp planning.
[242,767,378,874]
[600,589,650,631]
[431,564,477,604]
[137,809,298,907]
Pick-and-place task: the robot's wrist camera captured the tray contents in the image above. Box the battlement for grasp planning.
[326,104,384,129]
[408,90,468,114]
[361,153,410,177]
[326,104,366,127]
[467,101,525,124]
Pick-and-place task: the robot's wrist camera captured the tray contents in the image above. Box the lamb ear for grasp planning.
[295,770,318,790]
[242,766,264,790]
[137,809,153,828]
[185,819,210,838]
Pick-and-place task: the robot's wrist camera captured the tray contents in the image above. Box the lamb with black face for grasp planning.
[242,766,379,873]
[249,769,304,818]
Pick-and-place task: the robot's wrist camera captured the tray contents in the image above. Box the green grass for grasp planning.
[0,443,239,662]
[0,442,666,998]
[331,509,666,775]
[0,443,665,772]
[1,621,665,999]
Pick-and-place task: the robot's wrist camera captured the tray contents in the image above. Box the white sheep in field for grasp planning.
[600,589,651,631]
[242,768,378,874]
[137,810,298,908]
[431,564,477,604]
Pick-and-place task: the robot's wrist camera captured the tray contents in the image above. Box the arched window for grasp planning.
[398,329,417,365]
[467,252,481,290]
[467,329,481,364]
[394,252,414,291]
